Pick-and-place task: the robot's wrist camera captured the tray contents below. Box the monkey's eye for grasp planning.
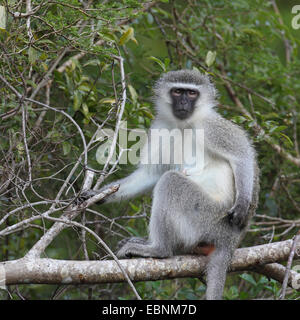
[187,90,198,98]
[171,88,182,96]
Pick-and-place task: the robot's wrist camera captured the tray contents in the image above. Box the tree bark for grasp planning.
[1,239,299,289]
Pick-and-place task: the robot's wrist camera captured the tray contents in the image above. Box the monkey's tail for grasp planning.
[205,246,233,300]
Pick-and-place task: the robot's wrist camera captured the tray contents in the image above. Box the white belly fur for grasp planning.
[185,157,235,204]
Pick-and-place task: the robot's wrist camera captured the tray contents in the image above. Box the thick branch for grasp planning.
[254,263,300,291]
[1,239,299,289]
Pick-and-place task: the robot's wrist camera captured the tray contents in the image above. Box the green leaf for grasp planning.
[232,115,247,124]
[39,53,48,61]
[129,202,140,212]
[41,62,48,72]
[141,108,154,119]
[62,141,71,155]
[25,79,37,88]
[28,47,39,65]
[270,125,287,133]
[240,273,257,286]
[83,59,100,67]
[16,142,24,155]
[148,56,166,71]
[67,59,77,73]
[205,51,217,68]
[37,39,55,46]
[82,103,89,116]
[119,27,137,45]
[241,28,263,38]
[147,13,154,24]
[73,91,82,111]
[78,84,91,92]
[125,226,141,237]
[280,133,293,147]
[164,58,170,70]
[99,98,116,104]
[0,28,8,41]
[128,84,138,104]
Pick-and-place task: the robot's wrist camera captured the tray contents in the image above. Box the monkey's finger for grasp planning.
[74,192,93,205]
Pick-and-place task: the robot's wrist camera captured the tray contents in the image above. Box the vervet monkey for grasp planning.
[82,70,259,300]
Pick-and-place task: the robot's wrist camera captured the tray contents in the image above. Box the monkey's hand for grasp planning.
[75,190,106,205]
[227,200,250,229]
[76,184,119,205]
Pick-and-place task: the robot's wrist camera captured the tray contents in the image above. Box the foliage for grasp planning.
[0,0,300,300]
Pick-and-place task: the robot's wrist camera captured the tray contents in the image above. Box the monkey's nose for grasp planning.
[181,99,188,106]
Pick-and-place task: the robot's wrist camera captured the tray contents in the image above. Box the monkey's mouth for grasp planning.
[174,109,191,119]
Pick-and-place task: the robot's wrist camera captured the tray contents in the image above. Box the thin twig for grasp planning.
[270,0,292,64]
[94,55,127,189]
[279,231,300,299]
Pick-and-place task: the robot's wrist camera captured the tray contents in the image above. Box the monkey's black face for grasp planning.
[170,88,199,120]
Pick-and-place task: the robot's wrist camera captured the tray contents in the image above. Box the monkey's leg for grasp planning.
[150,171,237,300]
[149,171,223,253]
[117,171,216,259]
[117,171,232,264]
[116,223,171,258]
[205,246,233,300]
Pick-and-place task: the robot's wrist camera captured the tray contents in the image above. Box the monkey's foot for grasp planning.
[116,237,147,251]
[116,242,142,258]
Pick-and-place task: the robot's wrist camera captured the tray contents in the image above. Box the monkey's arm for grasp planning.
[205,116,255,228]
[82,166,159,204]
[226,154,254,227]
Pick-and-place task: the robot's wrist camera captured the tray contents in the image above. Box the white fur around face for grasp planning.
[165,83,201,90]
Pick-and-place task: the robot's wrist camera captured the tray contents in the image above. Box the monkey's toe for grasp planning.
[116,247,132,259]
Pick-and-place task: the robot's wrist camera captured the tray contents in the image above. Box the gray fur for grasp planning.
[84,70,260,300]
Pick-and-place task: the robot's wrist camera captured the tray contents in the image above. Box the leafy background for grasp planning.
[0,0,300,299]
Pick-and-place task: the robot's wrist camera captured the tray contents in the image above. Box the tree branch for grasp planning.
[1,239,299,290]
